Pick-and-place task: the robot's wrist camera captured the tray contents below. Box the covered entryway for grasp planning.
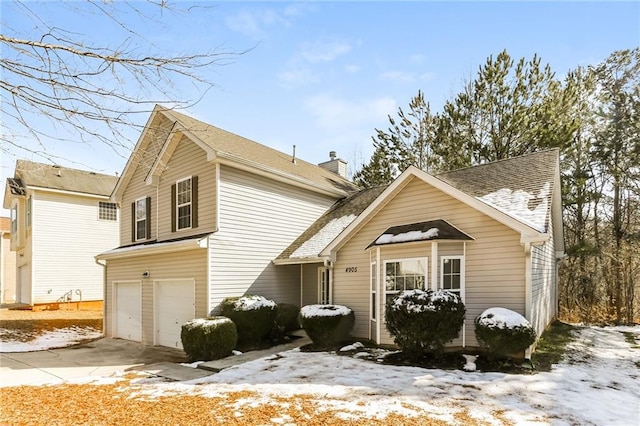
[113,281,142,342]
[154,279,195,349]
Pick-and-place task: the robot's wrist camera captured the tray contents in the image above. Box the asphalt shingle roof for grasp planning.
[277,149,559,261]
[164,108,359,194]
[366,219,474,249]
[13,160,118,197]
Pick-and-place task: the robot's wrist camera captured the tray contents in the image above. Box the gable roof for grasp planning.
[277,149,562,263]
[113,105,358,200]
[5,160,118,200]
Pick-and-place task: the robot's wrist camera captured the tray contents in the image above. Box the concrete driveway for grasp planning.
[0,338,190,387]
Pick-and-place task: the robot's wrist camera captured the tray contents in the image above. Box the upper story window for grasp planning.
[10,205,17,233]
[171,176,198,232]
[132,197,150,241]
[99,201,117,221]
[176,177,192,230]
[384,258,427,305]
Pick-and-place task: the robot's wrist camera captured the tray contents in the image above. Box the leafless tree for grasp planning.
[1,0,241,166]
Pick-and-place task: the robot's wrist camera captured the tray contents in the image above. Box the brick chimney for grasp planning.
[318,151,348,178]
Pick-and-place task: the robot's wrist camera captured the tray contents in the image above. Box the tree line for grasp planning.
[353,48,639,325]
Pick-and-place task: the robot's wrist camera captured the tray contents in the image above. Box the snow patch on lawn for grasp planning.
[0,326,102,353]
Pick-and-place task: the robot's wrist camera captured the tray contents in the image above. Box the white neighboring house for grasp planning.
[2,160,119,309]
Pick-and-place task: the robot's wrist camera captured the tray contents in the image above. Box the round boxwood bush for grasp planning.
[275,303,301,334]
[220,295,277,344]
[180,316,237,362]
[299,304,355,348]
[475,307,536,357]
[385,289,466,358]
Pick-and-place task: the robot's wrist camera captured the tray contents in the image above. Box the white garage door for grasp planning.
[114,281,142,342]
[155,279,195,349]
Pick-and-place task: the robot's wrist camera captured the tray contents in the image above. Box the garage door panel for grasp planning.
[155,279,195,349]
[114,281,142,342]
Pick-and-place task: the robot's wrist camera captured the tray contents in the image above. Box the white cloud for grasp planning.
[277,67,319,87]
[345,64,360,74]
[225,8,290,39]
[304,93,396,132]
[300,39,355,63]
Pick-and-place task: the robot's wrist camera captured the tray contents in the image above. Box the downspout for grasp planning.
[299,265,303,308]
[323,258,333,304]
[375,246,381,344]
[95,258,107,336]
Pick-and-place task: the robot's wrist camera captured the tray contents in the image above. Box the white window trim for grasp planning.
[370,261,377,322]
[440,255,465,303]
[383,257,429,304]
[176,176,192,231]
[26,196,32,228]
[134,197,147,241]
[10,204,18,234]
[317,267,330,304]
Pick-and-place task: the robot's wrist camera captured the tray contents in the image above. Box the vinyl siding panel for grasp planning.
[104,248,207,345]
[301,263,323,306]
[30,191,119,304]
[209,166,336,312]
[120,118,174,246]
[157,135,216,241]
[333,176,526,348]
[531,213,557,337]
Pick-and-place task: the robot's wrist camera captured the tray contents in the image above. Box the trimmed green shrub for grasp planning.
[475,307,536,358]
[299,304,355,347]
[220,295,277,344]
[275,303,301,333]
[180,316,237,362]
[385,289,466,358]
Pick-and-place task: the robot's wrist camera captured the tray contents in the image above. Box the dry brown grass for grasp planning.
[0,377,496,426]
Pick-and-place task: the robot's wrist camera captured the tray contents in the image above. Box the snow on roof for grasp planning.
[477,307,531,329]
[367,219,473,249]
[478,182,550,233]
[291,214,357,258]
[300,304,352,318]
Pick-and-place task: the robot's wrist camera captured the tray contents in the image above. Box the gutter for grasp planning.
[96,236,209,261]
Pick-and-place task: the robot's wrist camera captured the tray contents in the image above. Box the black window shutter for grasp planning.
[145,196,152,239]
[192,175,198,228]
[171,184,176,232]
[131,202,136,242]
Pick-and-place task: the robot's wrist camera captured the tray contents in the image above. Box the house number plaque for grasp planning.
[345,267,358,273]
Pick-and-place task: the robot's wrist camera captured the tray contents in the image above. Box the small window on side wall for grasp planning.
[99,201,117,221]
[171,175,198,232]
[441,256,464,301]
[132,197,151,241]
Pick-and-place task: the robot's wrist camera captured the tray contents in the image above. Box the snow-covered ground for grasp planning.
[140,325,639,425]
[2,324,639,425]
[0,326,102,353]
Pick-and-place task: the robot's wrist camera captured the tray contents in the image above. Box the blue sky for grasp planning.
[1,1,639,190]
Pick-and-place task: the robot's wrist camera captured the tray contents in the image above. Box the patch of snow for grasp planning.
[181,361,205,368]
[340,342,365,352]
[0,326,102,353]
[376,228,439,245]
[291,214,357,258]
[477,307,531,329]
[478,182,550,232]
[390,289,460,313]
[232,350,243,356]
[300,304,352,318]
[186,317,232,327]
[462,354,477,372]
[233,295,276,311]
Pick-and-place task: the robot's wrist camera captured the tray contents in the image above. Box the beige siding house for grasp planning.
[276,150,564,353]
[2,161,119,309]
[100,105,563,354]
[97,106,356,349]
[1,217,17,303]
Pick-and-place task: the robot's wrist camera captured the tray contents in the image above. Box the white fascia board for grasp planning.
[26,186,111,199]
[321,166,545,258]
[112,105,166,201]
[272,256,327,266]
[96,235,209,261]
